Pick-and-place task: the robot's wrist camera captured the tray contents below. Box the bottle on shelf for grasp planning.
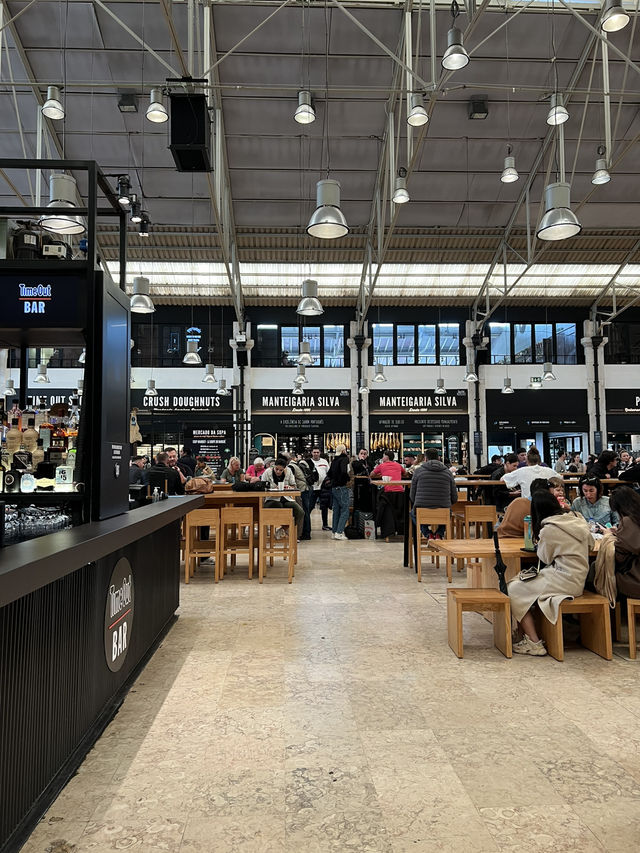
[9,400,22,431]
[5,418,22,458]
[12,439,33,472]
[22,417,39,453]
[31,438,45,470]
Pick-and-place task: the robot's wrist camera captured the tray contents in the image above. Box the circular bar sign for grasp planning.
[104,558,134,672]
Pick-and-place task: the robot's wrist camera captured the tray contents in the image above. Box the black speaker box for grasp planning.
[169,93,212,172]
[236,346,249,367]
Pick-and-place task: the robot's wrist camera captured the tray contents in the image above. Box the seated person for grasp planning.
[246,457,266,480]
[143,451,185,495]
[220,457,245,485]
[609,486,640,599]
[261,456,305,537]
[507,491,593,655]
[570,475,619,530]
[588,450,619,480]
[489,452,519,512]
[370,451,406,492]
[194,456,215,478]
[498,478,554,538]
[548,476,571,509]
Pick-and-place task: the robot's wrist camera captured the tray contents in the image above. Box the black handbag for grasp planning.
[232,480,267,492]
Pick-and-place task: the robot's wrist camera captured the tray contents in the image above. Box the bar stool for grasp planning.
[258,507,296,583]
[415,508,452,583]
[220,506,254,580]
[184,509,221,583]
[627,598,640,659]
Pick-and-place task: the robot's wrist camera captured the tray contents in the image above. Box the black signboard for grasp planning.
[606,389,640,416]
[186,426,235,469]
[104,557,134,673]
[0,273,86,328]
[369,389,468,415]
[251,389,351,434]
[486,389,589,431]
[22,389,77,407]
[369,413,468,432]
[131,388,233,413]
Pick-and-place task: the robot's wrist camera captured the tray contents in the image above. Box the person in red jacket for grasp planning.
[370,451,405,492]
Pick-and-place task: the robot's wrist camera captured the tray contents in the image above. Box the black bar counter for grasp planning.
[0,496,203,853]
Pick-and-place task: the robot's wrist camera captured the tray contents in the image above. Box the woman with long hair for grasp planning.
[571,475,619,530]
[507,491,593,656]
[609,486,640,599]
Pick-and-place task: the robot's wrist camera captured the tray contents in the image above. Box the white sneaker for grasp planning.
[334,532,347,540]
[513,634,547,656]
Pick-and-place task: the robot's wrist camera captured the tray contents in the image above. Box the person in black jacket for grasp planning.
[143,451,185,495]
[410,449,457,538]
[178,446,197,477]
[328,444,350,540]
[588,450,619,480]
[352,448,373,513]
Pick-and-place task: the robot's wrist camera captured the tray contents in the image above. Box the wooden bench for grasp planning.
[627,598,640,659]
[535,591,612,662]
[447,588,512,659]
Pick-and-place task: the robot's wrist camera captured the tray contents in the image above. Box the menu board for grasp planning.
[186,426,234,471]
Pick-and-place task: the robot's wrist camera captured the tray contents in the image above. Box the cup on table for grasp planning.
[277,482,284,491]
[382,476,391,482]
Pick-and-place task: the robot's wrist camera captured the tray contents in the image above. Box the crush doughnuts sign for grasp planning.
[104,557,135,672]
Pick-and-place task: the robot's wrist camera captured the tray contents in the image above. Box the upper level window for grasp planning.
[439,323,460,365]
[372,323,394,366]
[534,323,553,363]
[489,323,510,364]
[281,327,299,366]
[418,324,436,364]
[556,323,577,364]
[513,324,532,363]
[397,325,415,365]
[323,325,344,367]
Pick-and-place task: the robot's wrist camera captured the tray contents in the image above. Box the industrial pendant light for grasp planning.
[434,377,447,395]
[117,175,131,207]
[601,0,630,32]
[442,2,469,71]
[40,173,85,235]
[292,384,304,396]
[139,212,151,237]
[78,349,86,364]
[407,93,429,127]
[42,85,64,120]
[216,378,231,396]
[536,182,582,241]
[307,179,348,240]
[295,365,308,384]
[202,364,216,383]
[358,379,370,395]
[296,279,324,316]
[464,367,478,382]
[592,147,611,185]
[546,93,569,126]
[501,147,519,183]
[297,341,314,366]
[2,377,16,396]
[146,88,168,123]
[146,379,158,398]
[501,377,514,394]
[33,363,50,384]
[130,276,155,313]
[542,361,557,381]
[183,340,202,365]
[393,169,410,204]
[130,196,142,223]
[294,90,315,124]
[373,363,387,382]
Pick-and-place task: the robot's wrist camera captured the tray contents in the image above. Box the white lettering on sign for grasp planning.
[19,283,52,315]
[23,301,47,314]
[19,283,52,297]
[378,395,460,409]
[260,395,341,408]
[109,575,133,619]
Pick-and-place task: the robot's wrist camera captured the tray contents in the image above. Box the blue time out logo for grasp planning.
[104,557,135,672]
[19,282,52,314]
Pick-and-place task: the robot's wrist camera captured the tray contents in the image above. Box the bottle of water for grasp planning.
[152,487,159,503]
[588,517,597,534]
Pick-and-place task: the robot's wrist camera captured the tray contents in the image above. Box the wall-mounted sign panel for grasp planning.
[251,389,350,434]
[131,388,233,413]
[486,389,588,432]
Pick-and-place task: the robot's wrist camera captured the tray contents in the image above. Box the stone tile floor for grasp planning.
[23,521,640,852]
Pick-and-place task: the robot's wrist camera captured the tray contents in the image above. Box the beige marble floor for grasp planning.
[24,518,640,853]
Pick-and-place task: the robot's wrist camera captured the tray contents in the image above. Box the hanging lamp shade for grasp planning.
[2,378,15,396]
[592,158,611,185]
[500,155,519,184]
[434,377,447,395]
[146,87,168,123]
[307,179,348,239]
[442,27,469,71]
[40,173,85,235]
[393,175,410,204]
[295,365,308,385]
[359,379,370,395]
[501,377,514,394]
[292,384,304,396]
[373,363,387,382]
[42,85,64,120]
[536,182,582,242]
[407,93,429,127]
[216,378,231,396]
[542,361,556,381]
[130,276,155,314]
[183,340,202,365]
[33,363,50,384]
[546,93,569,126]
[202,364,216,383]
[601,0,630,32]
[296,279,324,316]
[297,341,314,366]
[294,90,315,124]
[78,349,86,364]
[464,368,478,382]
[146,379,158,398]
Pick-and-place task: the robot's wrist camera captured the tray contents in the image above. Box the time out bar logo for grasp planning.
[18,283,52,314]
[104,557,135,673]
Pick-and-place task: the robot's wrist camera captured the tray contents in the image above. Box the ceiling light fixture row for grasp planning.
[42,85,64,120]
[592,145,611,185]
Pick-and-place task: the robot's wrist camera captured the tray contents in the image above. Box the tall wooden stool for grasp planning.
[535,592,612,661]
[184,509,221,583]
[220,506,255,580]
[415,508,452,582]
[627,598,640,659]
[447,588,512,658]
[258,507,296,583]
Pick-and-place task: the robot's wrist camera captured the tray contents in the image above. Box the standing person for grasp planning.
[261,457,305,538]
[129,455,145,485]
[351,447,372,513]
[570,476,619,530]
[507,491,593,656]
[143,451,185,495]
[285,453,313,541]
[554,451,567,473]
[179,446,197,477]
[501,446,554,500]
[410,448,457,540]
[220,457,245,485]
[165,447,188,489]
[328,443,350,540]
[609,486,640,599]
[309,447,331,530]
[370,451,405,493]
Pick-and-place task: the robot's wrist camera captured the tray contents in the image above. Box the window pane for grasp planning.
[281,326,299,366]
[418,325,436,364]
[255,325,279,366]
[396,324,415,365]
[439,323,460,365]
[372,323,394,366]
[323,325,344,367]
[302,327,321,365]
[513,324,532,363]
[556,322,577,364]
[534,324,553,363]
[489,322,510,364]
